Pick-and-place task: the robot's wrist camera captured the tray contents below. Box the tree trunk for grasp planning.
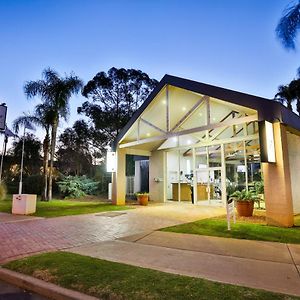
[41,131,50,201]
[48,120,58,201]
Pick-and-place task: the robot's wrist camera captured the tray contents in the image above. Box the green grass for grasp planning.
[161,215,300,244]
[0,198,131,217]
[4,252,298,300]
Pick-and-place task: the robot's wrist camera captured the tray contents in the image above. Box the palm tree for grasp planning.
[274,83,295,111]
[24,68,83,200]
[276,1,300,49]
[13,103,52,200]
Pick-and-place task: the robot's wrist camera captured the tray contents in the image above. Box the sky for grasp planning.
[0,0,300,144]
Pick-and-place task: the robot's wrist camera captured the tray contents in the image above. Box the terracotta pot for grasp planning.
[236,201,254,217]
[137,195,149,206]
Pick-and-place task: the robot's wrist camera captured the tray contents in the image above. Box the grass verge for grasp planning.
[161,214,300,244]
[0,198,131,217]
[4,252,298,300]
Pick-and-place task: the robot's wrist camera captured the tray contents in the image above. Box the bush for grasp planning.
[58,175,99,198]
[0,182,7,200]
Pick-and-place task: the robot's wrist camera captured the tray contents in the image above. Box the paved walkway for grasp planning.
[0,203,225,263]
[68,231,300,297]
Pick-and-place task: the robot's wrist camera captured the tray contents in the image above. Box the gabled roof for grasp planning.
[114,74,300,149]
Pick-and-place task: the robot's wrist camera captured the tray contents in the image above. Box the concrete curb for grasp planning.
[0,268,98,300]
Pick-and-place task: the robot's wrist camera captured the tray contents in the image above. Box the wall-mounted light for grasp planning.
[107,151,116,172]
[258,121,276,163]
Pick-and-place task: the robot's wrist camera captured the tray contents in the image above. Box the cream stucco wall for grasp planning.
[149,150,166,202]
[263,123,294,227]
[287,132,300,214]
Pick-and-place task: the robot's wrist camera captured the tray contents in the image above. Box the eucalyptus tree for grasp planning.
[13,103,53,200]
[79,67,158,155]
[24,68,83,200]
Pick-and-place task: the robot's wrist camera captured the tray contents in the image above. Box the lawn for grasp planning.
[161,213,300,244]
[4,252,298,300]
[0,198,131,217]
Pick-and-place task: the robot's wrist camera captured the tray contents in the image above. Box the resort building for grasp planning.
[111,75,300,227]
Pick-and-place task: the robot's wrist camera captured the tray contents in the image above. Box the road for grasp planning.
[0,280,47,300]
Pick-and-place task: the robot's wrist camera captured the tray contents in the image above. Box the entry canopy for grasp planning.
[114,75,300,152]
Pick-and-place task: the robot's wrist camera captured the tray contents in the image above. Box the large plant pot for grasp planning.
[137,195,149,206]
[236,201,254,217]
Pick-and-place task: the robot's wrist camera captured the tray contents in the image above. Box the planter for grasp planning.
[137,194,149,206]
[236,201,254,217]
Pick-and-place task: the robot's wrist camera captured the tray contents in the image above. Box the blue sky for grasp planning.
[0,0,299,141]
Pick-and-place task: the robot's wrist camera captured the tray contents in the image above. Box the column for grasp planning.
[263,123,294,227]
[112,148,126,205]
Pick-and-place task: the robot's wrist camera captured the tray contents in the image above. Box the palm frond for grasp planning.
[276,1,300,49]
[12,115,39,133]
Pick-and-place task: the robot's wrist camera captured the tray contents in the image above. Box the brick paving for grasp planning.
[0,203,225,263]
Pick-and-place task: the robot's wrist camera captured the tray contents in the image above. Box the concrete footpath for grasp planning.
[68,231,300,297]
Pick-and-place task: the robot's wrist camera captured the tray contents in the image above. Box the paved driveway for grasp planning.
[0,203,225,263]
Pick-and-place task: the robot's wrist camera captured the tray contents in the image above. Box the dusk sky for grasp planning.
[0,0,299,141]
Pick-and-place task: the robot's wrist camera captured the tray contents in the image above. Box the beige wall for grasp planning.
[149,150,166,202]
[263,123,294,227]
[287,132,300,214]
[111,148,126,205]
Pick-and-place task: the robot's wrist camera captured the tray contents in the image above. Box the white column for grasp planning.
[163,151,167,202]
[192,148,197,204]
[177,150,181,202]
[221,144,227,207]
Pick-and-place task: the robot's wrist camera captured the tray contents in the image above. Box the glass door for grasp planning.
[195,167,223,205]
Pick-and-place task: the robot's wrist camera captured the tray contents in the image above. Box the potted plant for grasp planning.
[136,192,149,206]
[230,189,258,217]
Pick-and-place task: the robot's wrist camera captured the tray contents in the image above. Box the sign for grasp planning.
[107,151,116,172]
[0,105,7,131]
[258,121,276,163]
[226,198,236,231]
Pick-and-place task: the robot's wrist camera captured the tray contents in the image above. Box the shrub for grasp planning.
[58,175,99,198]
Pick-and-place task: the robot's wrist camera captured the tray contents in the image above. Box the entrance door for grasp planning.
[195,167,223,205]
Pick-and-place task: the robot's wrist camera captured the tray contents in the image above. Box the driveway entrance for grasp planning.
[0,203,224,264]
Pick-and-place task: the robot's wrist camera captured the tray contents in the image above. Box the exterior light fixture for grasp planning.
[107,151,116,172]
[259,121,276,163]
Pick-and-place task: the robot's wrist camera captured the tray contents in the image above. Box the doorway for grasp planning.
[195,167,223,205]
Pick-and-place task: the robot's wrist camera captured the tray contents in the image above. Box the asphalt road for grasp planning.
[0,280,47,300]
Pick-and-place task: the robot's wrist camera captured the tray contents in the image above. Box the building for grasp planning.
[111,74,300,227]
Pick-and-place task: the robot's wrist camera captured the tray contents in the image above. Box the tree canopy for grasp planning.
[78,67,158,153]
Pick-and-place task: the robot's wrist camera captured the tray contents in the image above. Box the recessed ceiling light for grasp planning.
[146,133,151,137]
[162,100,166,105]
[187,140,191,145]
[213,117,216,121]
[182,107,186,111]
[199,113,203,116]
[173,136,178,142]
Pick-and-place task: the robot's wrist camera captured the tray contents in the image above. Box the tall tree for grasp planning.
[57,120,93,176]
[13,103,53,200]
[274,83,295,110]
[78,67,158,154]
[276,1,300,50]
[10,133,42,176]
[24,68,83,200]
